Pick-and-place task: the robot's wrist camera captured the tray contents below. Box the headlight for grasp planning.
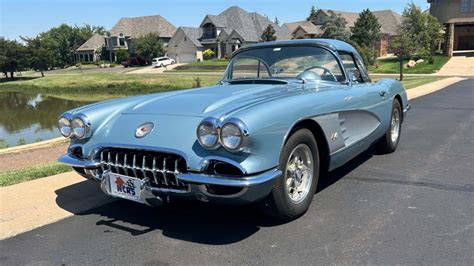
[71,117,87,139]
[58,117,72,137]
[197,118,219,149]
[220,119,249,151]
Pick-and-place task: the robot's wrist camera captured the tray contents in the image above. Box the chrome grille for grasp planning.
[95,148,188,190]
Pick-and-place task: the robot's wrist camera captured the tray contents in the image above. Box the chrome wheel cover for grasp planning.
[390,108,401,143]
[285,144,314,204]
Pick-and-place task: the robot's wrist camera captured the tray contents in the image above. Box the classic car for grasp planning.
[58,39,410,221]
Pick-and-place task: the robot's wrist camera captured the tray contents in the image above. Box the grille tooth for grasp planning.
[96,148,188,190]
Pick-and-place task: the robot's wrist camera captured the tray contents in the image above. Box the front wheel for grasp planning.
[259,129,319,221]
[376,100,402,154]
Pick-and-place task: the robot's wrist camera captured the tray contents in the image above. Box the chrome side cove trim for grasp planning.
[177,168,281,187]
[58,154,100,168]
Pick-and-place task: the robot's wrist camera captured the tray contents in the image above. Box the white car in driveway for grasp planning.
[152,57,175,68]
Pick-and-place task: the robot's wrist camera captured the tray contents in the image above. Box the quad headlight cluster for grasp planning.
[197,117,249,152]
[58,113,91,139]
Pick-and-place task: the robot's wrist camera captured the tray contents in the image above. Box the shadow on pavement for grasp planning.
[54,149,373,245]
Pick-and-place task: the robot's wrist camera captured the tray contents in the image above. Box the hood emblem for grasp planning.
[135,122,154,138]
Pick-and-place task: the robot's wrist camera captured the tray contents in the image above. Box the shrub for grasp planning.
[116,49,129,63]
[203,49,215,60]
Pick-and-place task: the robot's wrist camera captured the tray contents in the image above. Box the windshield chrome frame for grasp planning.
[221,44,350,85]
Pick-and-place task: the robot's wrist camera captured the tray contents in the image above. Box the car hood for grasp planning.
[122,83,303,117]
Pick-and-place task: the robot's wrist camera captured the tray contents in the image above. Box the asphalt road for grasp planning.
[1,80,473,265]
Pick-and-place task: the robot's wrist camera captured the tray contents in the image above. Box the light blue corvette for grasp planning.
[58,39,409,221]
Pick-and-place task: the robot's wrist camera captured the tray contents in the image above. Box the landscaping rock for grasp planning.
[416,59,425,64]
[407,60,417,68]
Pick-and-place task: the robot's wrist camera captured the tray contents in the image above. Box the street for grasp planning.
[1,79,473,265]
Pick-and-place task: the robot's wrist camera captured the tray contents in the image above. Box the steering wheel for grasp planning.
[299,66,338,82]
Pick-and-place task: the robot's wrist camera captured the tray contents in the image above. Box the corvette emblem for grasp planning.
[135,122,154,138]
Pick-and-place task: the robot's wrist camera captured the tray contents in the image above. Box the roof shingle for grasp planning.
[109,15,177,38]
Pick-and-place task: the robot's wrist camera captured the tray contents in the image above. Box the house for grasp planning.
[105,15,177,62]
[281,21,323,39]
[75,15,177,63]
[167,6,282,62]
[281,9,402,56]
[427,0,474,56]
[74,34,106,63]
[167,27,204,63]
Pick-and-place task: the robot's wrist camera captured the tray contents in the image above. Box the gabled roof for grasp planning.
[76,34,105,52]
[372,10,402,35]
[110,15,177,38]
[180,27,203,47]
[319,9,402,35]
[200,6,279,42]
[283,21,323,35]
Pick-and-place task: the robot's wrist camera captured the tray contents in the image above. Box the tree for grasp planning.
[425,14,443,63]
[351,9,381,48]
[115,49,129,63]
[132,33,165,61]
[260,24,277,42]
[39,23,106,67]
[0,37,27,80]
[389,34,415,81]
[321,11,349,41]
[24,36,56,77]
[390,2,444,80]
[307,5,318,23]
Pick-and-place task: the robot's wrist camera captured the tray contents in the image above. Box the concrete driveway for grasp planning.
[438,52,474,76]
[1,79,473,264]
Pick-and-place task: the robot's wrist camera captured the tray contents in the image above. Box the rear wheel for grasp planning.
[259,129,319,221]
[376,100,402,154]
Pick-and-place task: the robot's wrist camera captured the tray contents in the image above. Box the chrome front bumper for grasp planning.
[59,153,280,205]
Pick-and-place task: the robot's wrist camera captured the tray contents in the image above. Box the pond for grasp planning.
[0,92,95,148]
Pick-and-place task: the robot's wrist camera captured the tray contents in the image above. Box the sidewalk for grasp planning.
[0,77,466,240]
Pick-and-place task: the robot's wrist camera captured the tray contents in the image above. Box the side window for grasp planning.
[231,58,270,79]
[339,52,364,83]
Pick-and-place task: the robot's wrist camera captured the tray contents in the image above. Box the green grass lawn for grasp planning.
[186,59,229,67]
[373,76,447,90]
[0,73,221,100]
[0,163,71,186]
[369,55,450,74]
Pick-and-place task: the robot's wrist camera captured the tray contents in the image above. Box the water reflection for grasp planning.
[0,92,94,147]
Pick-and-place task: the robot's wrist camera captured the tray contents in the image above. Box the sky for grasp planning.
[0,0,429,41]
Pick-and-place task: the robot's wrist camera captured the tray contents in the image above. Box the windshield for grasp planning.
[223,46,346,83]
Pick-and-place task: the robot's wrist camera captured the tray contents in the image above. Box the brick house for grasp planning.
[280,9,402,56]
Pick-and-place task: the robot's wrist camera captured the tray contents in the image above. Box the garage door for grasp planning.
[178,53,196,63]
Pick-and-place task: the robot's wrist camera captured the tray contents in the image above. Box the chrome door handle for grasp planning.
[379,91,387,97]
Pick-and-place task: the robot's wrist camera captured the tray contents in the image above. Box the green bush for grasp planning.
[203,49,215,60]
[116,49,129,63]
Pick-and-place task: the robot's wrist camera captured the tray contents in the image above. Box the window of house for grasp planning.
[471,0,474,11]
[119,38,125,46]
[461,0,469,12]
[184,37,187,42]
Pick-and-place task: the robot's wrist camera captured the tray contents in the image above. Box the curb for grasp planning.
[0,137,68,155]
[406,77,466,100]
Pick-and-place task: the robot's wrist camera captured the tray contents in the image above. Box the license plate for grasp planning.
[107,173,143,202]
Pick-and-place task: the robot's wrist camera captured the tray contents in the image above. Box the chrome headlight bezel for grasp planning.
[58,113,73,138]
[196,117,220,150]
[219,118,249,152]
[58,113,91,140]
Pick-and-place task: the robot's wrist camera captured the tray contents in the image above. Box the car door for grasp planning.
[337,52,388,147]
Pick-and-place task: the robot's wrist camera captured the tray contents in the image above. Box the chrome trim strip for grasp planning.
[58,154,100,168]
[177,168,281,187]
